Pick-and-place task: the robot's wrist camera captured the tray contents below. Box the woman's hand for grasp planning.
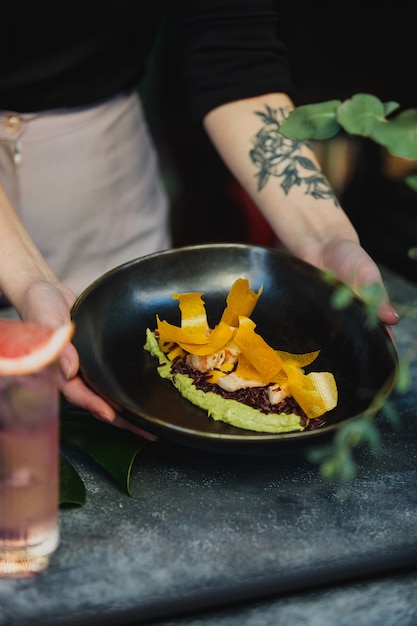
[19,281,157,440]
[303,238,400,327]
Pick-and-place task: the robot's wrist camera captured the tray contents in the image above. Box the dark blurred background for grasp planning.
[140,4,417,285]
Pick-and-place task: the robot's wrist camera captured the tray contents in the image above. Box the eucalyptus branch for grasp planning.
[306,273,414,496]
[280,93,417,191]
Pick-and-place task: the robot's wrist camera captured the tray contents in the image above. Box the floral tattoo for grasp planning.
[250,105,339,206]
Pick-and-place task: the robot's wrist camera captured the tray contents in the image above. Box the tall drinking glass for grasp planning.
[0,363,60,578]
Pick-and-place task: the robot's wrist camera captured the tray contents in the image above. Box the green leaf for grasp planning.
[336,93,387,136]
[381,400,400,429]
[334,417,378,451]
[358,282,384,307]
[408,246,417,260]
[356,282,385,328]
[371,109,417,159]
[279,100,341,140]
[60,403,146,496]
[406,174,417,192]
[60,455,86,507]
[395,360,412,394]
[330,285,354,309]
[384,101,401,117]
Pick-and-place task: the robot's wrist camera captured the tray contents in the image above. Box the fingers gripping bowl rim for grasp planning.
[0,319,74,376]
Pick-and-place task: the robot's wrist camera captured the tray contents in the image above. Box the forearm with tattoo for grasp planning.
[250,105,339,207]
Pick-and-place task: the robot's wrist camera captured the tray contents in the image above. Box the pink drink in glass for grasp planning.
[0,365,60,578]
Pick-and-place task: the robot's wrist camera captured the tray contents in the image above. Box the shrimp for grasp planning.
[217,371,263,392]
[267,384,289,404]
[185,341,241,373]
[186,351,226,372]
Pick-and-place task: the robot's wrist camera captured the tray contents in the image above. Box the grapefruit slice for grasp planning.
[0,319,74,375]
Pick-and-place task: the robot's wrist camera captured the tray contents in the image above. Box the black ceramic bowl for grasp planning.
[71,243,398,453]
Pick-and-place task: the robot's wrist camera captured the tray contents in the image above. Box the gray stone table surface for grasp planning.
[0,267,416,626]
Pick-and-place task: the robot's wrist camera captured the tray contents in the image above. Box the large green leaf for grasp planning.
[60,455,86,506]
[59,400,146,503]
[279,100,341,140]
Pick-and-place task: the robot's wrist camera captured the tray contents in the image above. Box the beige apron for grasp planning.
[0,91,171,297]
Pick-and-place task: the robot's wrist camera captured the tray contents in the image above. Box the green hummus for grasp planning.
[144,329,305,434]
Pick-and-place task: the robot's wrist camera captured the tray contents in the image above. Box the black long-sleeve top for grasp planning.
[0,0,293,122]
